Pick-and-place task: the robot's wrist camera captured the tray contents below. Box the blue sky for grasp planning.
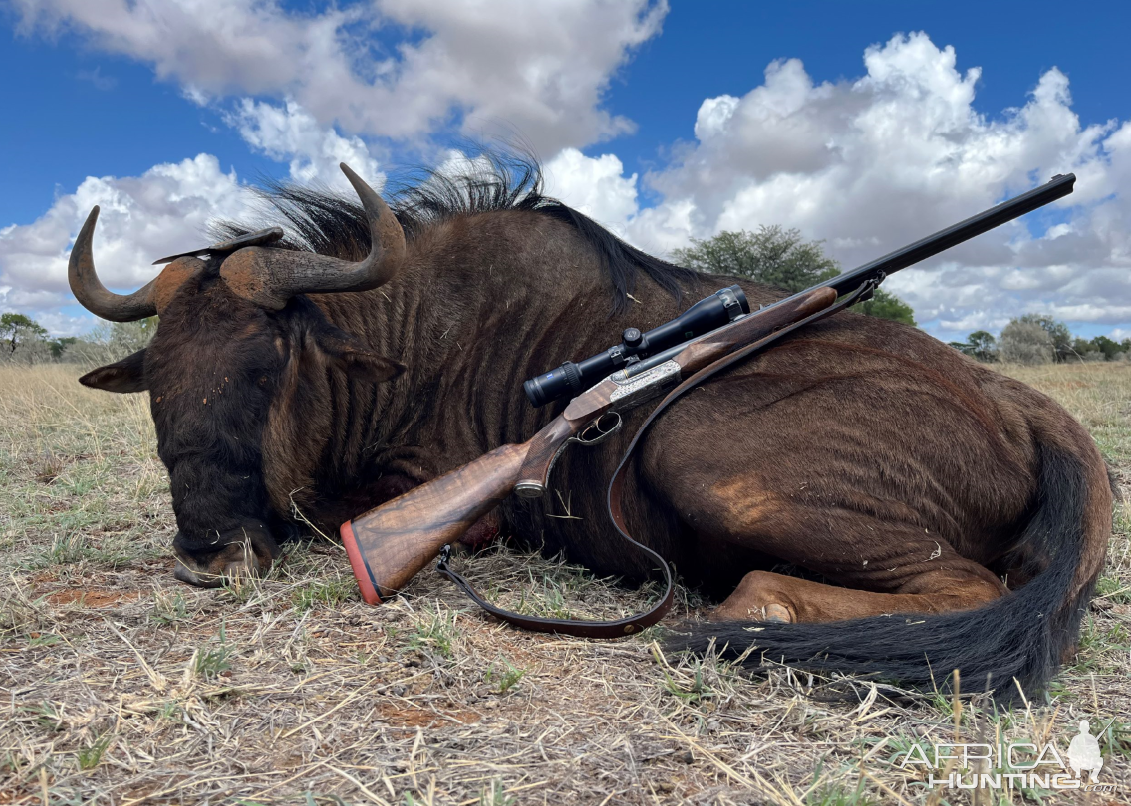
[2,0,1130,342]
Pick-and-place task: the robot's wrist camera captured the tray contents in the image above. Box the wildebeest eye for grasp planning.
[258,376,269,386]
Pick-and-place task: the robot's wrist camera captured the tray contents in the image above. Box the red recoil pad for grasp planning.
[340,519,383,605]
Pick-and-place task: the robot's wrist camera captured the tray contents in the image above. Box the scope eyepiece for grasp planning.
[523,285,749,407]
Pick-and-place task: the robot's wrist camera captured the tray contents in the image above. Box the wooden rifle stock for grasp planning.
[342,442,530,604]
[341,411,598,604]
[341,286,838,604]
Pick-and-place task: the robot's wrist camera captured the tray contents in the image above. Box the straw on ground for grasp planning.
[1,362,1128,804]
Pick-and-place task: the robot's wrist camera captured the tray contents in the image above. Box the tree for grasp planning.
[1070,337,1100,362]
[968,331,997,362]
[1090,335,1122,361]
[951,330,997,362]
[999,319,1054,365]
[1016,314,1072,362]
[67,318,157,365]
[672,226,840,292]
[856,288,917,326]
[0,312,48,359]
[671,226,916,324]
[48,336,77,360]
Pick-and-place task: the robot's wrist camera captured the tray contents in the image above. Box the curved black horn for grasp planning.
[219,164,406,309]
[68,206,159,322]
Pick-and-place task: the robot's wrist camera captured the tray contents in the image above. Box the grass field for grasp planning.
[1,361,1129,805]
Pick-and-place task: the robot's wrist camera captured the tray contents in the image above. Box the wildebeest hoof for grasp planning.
[710,570,800,623]
[762,603,792,623]
[708,601,795,623]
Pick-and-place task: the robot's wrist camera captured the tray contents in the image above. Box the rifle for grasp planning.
[340,172,1076,634]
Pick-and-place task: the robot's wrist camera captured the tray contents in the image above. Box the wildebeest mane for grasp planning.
[214,150,698,313]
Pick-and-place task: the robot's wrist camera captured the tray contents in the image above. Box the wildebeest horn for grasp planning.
[68,206,160,322]
[219,163,406,309]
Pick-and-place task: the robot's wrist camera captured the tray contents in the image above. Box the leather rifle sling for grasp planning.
[436,282,875,637]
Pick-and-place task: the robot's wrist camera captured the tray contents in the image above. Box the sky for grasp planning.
[2,0,1130,344]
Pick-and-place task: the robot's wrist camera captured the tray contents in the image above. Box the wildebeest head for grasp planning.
[71,165,406,586]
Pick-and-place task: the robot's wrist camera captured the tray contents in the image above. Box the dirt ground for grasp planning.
[1,361,1129,805]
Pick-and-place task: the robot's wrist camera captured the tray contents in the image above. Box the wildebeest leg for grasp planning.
[637,357,1021,627]
[711,560,1005,624]
[691,491,1008,623]
[654,467,1008,623]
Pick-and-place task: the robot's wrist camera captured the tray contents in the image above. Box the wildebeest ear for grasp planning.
[336,347,406,383]
[305,313,405,383]
[316,331,404,382]
[79,349,149,393]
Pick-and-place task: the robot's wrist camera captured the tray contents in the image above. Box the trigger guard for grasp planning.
[576,412,623,446]
[520,412,624,500]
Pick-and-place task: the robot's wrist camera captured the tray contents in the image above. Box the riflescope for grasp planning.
[523,285,749,407]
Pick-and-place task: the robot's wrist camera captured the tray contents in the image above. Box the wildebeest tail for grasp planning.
[666,445,1108,699]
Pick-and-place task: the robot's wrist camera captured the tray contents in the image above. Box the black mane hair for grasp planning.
[213,150,698,313]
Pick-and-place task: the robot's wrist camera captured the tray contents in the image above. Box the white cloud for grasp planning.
[13,0,667,155]
[0,154,248,334]
[543,148,639,235]
[226,99,384,192]
[501,34,1131,341]
[30,311,103,339]
[598,32,1131,339]
[538,148,704,257]
[370,0,666,152]
[0,96,386,336]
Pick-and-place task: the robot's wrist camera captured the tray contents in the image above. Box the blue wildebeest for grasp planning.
[71,155,1111,696]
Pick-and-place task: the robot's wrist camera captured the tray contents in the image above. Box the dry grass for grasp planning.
[1,361,1129,805]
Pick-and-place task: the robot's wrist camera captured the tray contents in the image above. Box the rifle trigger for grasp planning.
[436,544,452,571]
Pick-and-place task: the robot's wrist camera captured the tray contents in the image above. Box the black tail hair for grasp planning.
[667,445,1097,700]
[214,149,699,314]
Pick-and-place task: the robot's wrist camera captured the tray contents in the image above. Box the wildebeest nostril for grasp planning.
[171,528,280,589]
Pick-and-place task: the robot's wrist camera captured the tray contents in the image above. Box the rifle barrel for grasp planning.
[819,173,1075,297]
